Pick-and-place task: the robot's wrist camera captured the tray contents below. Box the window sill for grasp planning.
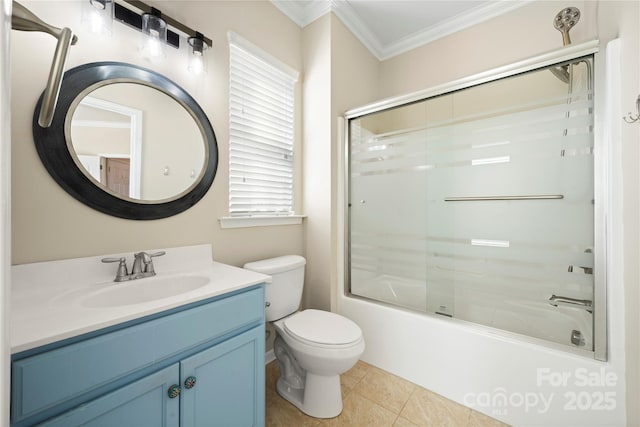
[219,215,306,229]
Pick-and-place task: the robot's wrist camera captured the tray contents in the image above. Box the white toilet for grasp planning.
[243,255,365,418]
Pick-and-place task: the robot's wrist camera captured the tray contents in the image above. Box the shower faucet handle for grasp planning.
[567,265,593,274]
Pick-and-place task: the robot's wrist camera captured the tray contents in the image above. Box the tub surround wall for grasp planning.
[11,1,304,267]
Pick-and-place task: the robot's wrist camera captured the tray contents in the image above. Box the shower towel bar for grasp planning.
[444,195,564,202]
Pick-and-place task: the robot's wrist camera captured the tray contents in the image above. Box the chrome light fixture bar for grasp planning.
[113,0,212,49]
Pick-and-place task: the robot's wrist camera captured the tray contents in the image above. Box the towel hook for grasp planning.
[623,95,640,124]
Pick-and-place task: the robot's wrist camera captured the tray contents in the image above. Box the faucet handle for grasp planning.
[145,251,166,274]
[101,257,129,282]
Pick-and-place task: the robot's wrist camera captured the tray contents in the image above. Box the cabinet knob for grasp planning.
[168,384,181,399]
[184,376,197,389]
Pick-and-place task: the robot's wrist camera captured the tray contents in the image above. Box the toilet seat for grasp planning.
[283,309,362,347]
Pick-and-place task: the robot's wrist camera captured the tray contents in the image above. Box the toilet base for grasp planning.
[276,372,343,418]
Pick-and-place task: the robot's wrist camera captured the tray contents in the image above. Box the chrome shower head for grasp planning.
[554,7,580,46]
[549,65,570,84]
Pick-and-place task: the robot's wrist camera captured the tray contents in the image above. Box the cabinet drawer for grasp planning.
[12,287,264,422]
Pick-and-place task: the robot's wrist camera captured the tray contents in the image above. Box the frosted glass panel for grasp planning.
[349,58,594,349]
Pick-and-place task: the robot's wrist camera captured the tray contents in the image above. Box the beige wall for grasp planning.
[301,15,332,311]
[11,1,304,267]
[300,14,379,314]
[378,1,594,99]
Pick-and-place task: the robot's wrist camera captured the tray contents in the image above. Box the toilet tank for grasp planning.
[243,255,306,321]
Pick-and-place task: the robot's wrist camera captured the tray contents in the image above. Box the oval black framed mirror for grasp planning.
[33,61,218,220]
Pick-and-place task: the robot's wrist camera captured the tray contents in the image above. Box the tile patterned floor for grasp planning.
[266,360,510,427]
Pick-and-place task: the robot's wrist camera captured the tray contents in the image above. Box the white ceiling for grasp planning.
[271,0,532,60]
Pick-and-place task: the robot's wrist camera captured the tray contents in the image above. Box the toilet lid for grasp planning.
[283,309,362,345]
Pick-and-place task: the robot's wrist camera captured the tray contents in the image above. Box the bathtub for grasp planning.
[338,285,623,426]
[350,273,593,350]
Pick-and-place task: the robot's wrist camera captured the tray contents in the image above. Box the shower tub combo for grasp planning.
[338,38,624,425]
[346,49,599,354]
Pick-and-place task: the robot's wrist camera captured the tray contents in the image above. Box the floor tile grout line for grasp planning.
[398,386,417,418]
[464,406,478,427]
[352,374,416,416]
[349,388,403,424]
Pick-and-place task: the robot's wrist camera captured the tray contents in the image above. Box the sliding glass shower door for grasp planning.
[348,57,595,351]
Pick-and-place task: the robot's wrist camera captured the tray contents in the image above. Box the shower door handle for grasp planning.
[548,294,593,312]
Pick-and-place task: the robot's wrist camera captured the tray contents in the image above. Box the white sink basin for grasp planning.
[83,274,210,308]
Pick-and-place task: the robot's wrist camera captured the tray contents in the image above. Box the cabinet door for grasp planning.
[39,365,180,427]
[180,326,265,427]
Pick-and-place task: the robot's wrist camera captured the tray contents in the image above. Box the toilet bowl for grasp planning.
[272,309,365,417]
[243,256,365,418]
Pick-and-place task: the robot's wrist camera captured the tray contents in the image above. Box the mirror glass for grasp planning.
[69,83,206,202]
[33,62,218,220]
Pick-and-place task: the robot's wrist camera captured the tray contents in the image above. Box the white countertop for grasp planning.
[11,245,270,354]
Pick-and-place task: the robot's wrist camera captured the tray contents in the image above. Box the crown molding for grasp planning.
[376,0,535,60]
[271,0,331,27]
[331,0,384,58]
[271,0,534,61]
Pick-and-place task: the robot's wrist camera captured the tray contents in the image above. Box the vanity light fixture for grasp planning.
[111,0,212,54]
[187,32,208,75]
[140,7,167,58]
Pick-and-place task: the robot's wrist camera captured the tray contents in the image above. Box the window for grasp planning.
[227,32,299,221]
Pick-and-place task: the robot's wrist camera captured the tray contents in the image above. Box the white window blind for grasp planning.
[228,32,299,217]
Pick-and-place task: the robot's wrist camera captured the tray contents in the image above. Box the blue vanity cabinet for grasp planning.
[11,285,265,427]
[38,365,180,427]
[181,326,264,427]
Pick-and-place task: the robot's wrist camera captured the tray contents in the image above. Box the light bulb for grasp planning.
[187,34,208,75]
[82,0,112,36]
[141,10,167,59]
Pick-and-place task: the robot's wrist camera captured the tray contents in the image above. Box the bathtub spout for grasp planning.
[548,294,593,313]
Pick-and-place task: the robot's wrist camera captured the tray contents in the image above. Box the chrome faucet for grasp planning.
[102,251,166,282]
[548,294,593,312]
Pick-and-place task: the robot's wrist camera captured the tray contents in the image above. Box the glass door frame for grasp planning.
[342,40,608,361]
